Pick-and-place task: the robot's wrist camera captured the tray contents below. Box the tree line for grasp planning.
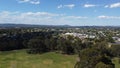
[0,29,120,68]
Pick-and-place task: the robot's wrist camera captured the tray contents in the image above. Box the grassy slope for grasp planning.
[0,50,120,68]
[112,58,120,68]
[0,50,77,68]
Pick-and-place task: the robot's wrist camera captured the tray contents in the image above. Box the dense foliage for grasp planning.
[0,27,120,68]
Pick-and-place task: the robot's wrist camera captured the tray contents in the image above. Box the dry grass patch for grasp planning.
[43,59,53,65]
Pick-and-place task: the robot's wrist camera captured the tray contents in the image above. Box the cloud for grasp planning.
[17,0,40,5]
[30,0,40,5]
[84,4,96,8]
[0,11,59,24]
[0,11,87,25]
[98,15,120,19]
[105,2,120,8]
[57,5,63,9]
[104,5,109,8]
[62,16,87,19]
[21,12,60,17]
[57,4,75,9]
[18,0,29,3]
[64,4,75,9]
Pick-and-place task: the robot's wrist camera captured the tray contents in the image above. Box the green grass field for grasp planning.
[0,50,120,68]
[112,58,120,68]
[0,50,77,68]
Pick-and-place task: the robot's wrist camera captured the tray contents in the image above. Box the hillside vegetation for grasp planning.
[0,50,77,68]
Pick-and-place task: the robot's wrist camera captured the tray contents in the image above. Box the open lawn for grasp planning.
[0,50,77,68]
[0,50,120,68]
[112,58,120,68]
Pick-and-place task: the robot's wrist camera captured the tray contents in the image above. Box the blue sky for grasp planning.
[0,0,120,26]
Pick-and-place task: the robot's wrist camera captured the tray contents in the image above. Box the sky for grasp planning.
[0,0,120,26]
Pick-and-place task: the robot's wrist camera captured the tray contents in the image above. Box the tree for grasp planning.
[110,45,120,57]
[57,36,75,54]
[110,45,120,63]
[95,62,114,68]
[27,37,47,54]
[74,48,114,68]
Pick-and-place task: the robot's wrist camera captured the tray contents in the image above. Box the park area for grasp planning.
[0,50,77,68]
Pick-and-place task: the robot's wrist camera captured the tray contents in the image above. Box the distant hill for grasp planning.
[0,24,71,28]
[0,23,120,28]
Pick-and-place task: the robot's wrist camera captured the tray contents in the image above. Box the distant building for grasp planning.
[112,37,120,42]
[108,37,120,48]
[88,35,96,39]
[62,32,95,39]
